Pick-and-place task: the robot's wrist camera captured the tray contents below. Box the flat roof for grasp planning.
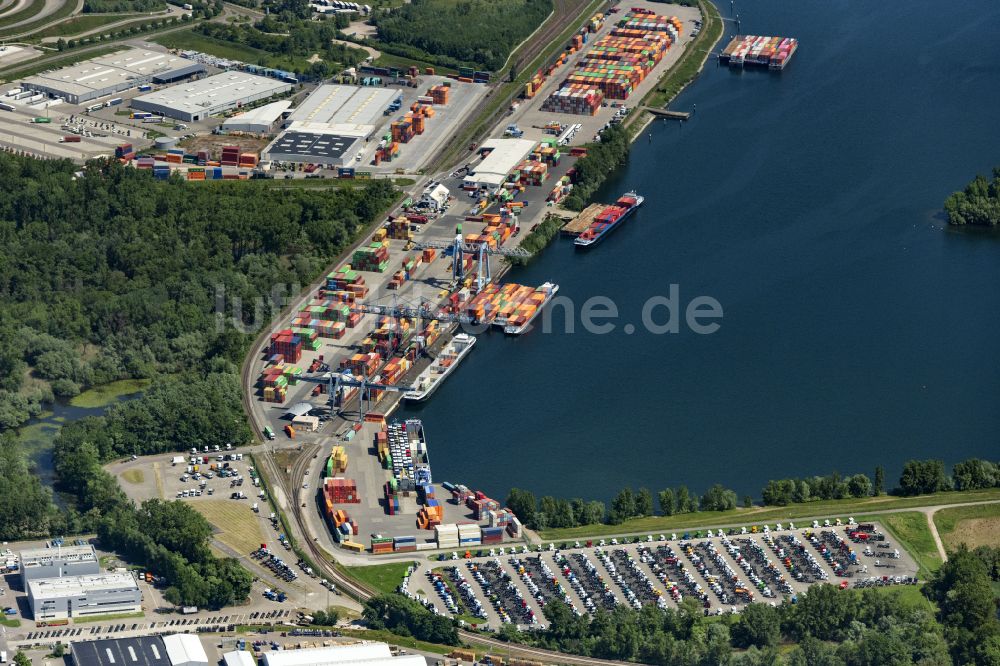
[467,138,537,185]
[28,572,137,599]
[22,48,190,97]
[263,643,392,666]
[71,636,170,666]
[266,130,360,160]
[20,544,96,564]
[222,100,292,127]
[222,652,257,666]
[133,72,290,114]
[286,84,396,128]
[161,634,208,666]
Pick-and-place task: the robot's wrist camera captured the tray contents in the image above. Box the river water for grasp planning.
[398,0,1000,502]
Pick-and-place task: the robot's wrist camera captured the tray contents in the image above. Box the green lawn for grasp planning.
[537,489,1000,540]
[373,51,457,77]
[70,378,150,408]
[0,617,21,628]
[73,611,145,623]
[933,502,1000,552]
[0,0,46,30]
[30,13,139,38]
[151,28,312,72]
[0,0,79,39]
[344,561,414,595]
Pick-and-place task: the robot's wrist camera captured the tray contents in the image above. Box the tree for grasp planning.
[659,489,675,516]
[699,484,738,511]
[846,474,873,498]
[363,594,458,645]
[943,167,1000,226]
[743,494,753,508]
[762,479,793,506]
[899,460,949,496]
[635,488,653,517]
[505,488,536,528]
[14,652,31,666]
[52,643,65,658]
[924,544,1000,664]
[583,500,605,526]
[733,603,781,648]
[874,465,885,496]
[675,485,691,513]
[609,487,636,524]
[952,458,997,491]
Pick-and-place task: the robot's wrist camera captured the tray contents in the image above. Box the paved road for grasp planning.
[1,0,81,40]
[38,5,184,42]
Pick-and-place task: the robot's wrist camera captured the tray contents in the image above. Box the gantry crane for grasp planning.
[410,235,530,292]
[298,371,415,422]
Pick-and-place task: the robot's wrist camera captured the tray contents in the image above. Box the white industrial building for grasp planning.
[28,572,141,621]
[261,642,427,666]
[463,138,537,190]
[263,84,396,166]
[21,48,202,104]
[132,72,292,122]
[161,634,209,666]
[221,651,257,666]
[19,544,100,586]
[222,100,292,133]
[419,183,450,211]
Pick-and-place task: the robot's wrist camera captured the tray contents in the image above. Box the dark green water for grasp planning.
[398,0,1000,502]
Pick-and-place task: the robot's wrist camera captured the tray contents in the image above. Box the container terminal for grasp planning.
[719,35,799,70]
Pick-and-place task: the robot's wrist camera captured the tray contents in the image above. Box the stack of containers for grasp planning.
[541,86,604,115]
[270,329,302,363]
[166,149,183,164]
[326,446,348,475]
[387,216,411,240]
[323,478,359,503]
[391,118,414,143]
[135,157,155,169]
[458,524,481,547]
[428,85,450,104]
[435,524,459,549]
[371,536,393,554]
[261,365,287,403]
[481,526,504,545]
[352,241,390,272]
[384,482,400,515]
[393,535,417,553]
[506,515,522,538]
[115,143,133,159]
[239,152,258,168]
[517,161,548,186]
[588,12,604,32]
[221,145,240,166]
[153,164,170,180]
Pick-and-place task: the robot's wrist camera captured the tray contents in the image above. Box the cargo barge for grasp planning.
[574,192,644,248]
[719,35,798,70]
[501,282,560,335]
[403,333,476,402]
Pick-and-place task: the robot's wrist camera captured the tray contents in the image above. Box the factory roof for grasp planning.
[262,643,393,666]
[265,130,360,160]
[466,138,537,187]
[71,636,170,666]
[28,572,137,599]
[19,543,96,564]
[133,72,290,114]
[22,48,190,97]
[161,634,208,666]
[222,652,257,666]
[286,84,396,127]
[286,402,313,417]
[222,100,292,128]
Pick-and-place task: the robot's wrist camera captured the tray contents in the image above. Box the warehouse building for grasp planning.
[132,72,292,122]
[71,635,208,666]
[19,544,100,587]
[28,572,141,620]
[71,636,171,666]
[161,635,209,666]
[284,84,395,127]
[21,48,198,104]
[463,138,537,190]
[261,642,427,666]
[222,100,292,134]
[262,127,366,168]
[221,651,257,666]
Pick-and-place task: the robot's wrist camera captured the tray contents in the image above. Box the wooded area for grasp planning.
[372,0,553,71]
[943,166,1000,226]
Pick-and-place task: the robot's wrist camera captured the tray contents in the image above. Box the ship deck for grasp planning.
[561,203,607,235]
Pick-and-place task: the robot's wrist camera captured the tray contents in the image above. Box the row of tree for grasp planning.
[505,458,1000,532]
[491,545,1000,665]
[362,594,459,645]
[371,0,553,71]
[561,124,632,212]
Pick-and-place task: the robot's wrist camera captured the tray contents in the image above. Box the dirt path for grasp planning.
[331,37,379,61]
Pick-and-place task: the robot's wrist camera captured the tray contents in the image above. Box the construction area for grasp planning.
[404,520,921,629]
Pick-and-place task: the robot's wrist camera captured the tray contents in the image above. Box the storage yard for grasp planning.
[514,0,701,145]
[404,520,920,629]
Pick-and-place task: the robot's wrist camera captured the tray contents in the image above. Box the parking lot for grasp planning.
[401,520,921,629]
